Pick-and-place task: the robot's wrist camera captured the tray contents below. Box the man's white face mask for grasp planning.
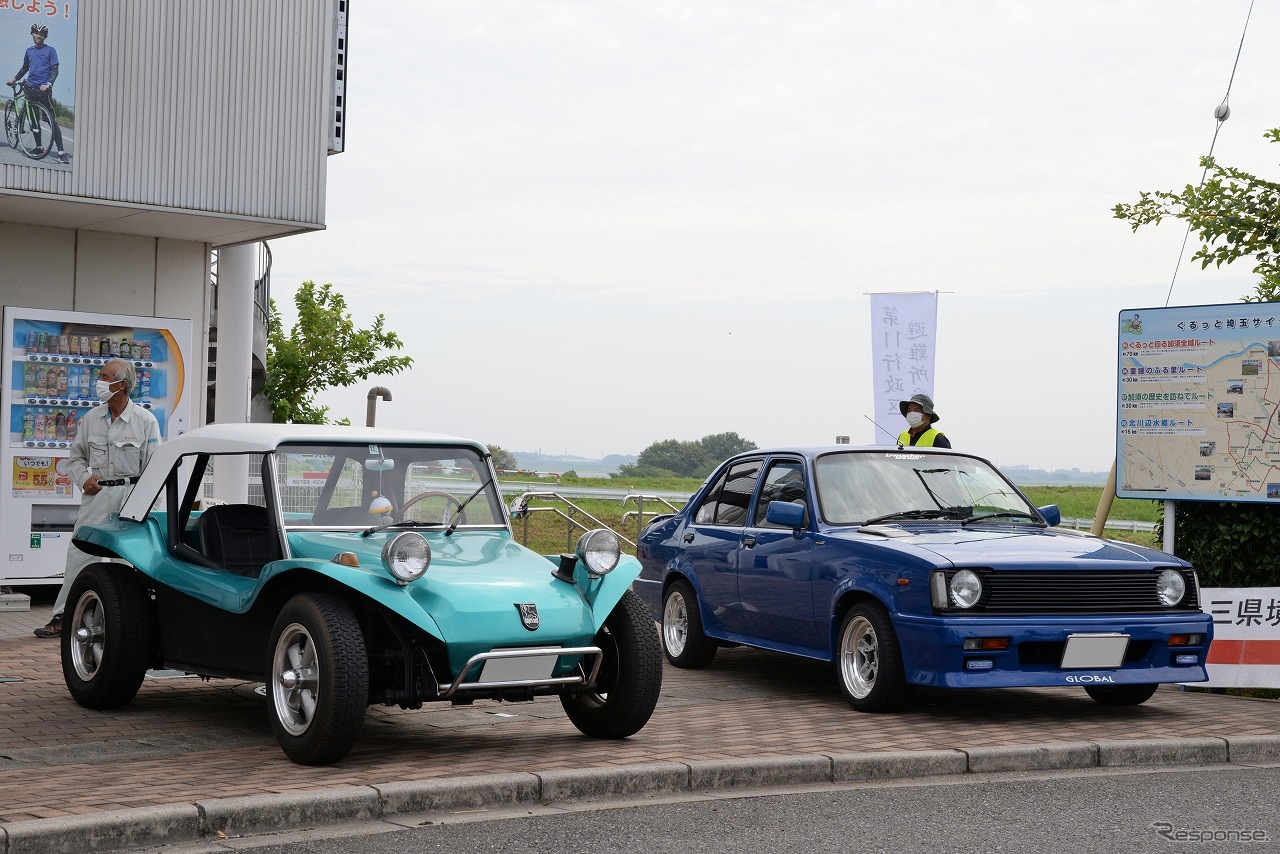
[95,379,116,402]
[905,411,925,428]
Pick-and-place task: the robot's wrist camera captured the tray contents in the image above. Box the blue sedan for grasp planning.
[635,446,1211,711]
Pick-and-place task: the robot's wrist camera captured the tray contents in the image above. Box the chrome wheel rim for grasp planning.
[271,623,320,737]
[840,615,878,699]
[662,591,689,657]
[70,591,105,681]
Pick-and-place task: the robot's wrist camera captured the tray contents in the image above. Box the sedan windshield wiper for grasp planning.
[862,509,957,525]
[360,519,444,538]
[961,511,1046,527]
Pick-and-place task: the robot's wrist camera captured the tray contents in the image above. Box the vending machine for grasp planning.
[2,307,195,586]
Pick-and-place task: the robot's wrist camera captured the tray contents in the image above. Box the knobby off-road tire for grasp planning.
[1084,683,1159,706]
[267,592,369,765]
[836,602,911,712]
[660,579,718,668]
[62,563,154,709]
[561,590,663,739]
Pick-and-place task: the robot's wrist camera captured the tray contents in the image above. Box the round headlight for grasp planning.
[1156,568,1186,606]
[576,528,620,577]
[382,532,431,585]
[949,569,983,609]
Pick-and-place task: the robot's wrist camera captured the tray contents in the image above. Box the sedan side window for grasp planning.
[754,460,808,527]
[693,460,762,526]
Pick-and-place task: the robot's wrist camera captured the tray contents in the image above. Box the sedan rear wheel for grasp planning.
[267,593,369,765]
[837,602,910,712]
[661,580,717,668]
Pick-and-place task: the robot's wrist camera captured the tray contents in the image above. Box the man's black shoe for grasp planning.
[34,615,62,638]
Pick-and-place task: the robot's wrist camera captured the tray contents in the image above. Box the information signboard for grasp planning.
[1116,302,1280,501]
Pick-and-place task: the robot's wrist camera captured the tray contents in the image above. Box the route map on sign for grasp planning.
[1116,303,1280,502]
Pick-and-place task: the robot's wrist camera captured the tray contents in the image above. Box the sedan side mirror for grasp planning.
[766,500,806,533]
[1037,504,1061,527]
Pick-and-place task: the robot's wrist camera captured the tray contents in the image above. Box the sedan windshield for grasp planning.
[813,451,1035,526]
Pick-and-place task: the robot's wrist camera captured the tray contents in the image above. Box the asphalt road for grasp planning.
[192,764,1280,854]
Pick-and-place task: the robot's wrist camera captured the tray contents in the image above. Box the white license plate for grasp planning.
[478,652,558,683]
[1061,633,1130,669]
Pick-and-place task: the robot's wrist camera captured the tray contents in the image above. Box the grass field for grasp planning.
[505,480,1161,555]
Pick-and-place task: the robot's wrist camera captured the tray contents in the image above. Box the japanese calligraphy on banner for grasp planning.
[1188,587,1280,689]
[869,292,937,445]
[1116,302,1280,501]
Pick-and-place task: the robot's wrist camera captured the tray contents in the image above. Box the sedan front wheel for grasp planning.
[836,602,910,712]
[661,580,717,668]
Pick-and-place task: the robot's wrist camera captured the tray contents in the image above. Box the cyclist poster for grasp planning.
[1,1,78,171]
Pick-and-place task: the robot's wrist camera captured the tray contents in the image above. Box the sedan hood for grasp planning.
[844,525,1183,569]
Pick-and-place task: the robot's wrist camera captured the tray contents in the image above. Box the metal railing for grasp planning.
[508,491,640,552]
[621,493,685,544]
[209,242,272,327]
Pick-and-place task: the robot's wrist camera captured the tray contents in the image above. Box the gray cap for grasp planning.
[899,393,939,422]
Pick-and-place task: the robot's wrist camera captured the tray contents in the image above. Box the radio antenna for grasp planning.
[863,415,904,450]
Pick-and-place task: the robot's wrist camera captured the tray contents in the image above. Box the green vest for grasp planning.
[898,427,945,447]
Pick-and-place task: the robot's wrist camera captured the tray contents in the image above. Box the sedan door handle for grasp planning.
[742,536,756,548]
[683,532,695,543]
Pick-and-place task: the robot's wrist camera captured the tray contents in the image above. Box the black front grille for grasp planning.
[956,568,1199,615]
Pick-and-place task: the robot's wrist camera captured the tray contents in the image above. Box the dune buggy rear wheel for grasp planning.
[62,563,154,710]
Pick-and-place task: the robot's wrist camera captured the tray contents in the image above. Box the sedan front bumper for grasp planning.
[894,612,1212,688]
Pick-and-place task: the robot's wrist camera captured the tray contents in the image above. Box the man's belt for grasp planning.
[96,477,141,487]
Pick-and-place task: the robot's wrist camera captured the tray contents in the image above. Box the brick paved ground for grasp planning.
[3,600,1279,825]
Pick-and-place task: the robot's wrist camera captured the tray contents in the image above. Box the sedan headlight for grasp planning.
[1156,568,1186,606]
[576,528,620,577]
[949,569,983,609]
[382,532,431,585]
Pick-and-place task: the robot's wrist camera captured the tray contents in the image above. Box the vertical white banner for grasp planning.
[869,292,938,444]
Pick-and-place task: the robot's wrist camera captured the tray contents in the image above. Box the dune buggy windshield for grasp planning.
[813,450,1036,526]
[271,443,505,530]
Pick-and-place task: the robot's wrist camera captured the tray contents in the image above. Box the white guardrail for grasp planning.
[498,483,1154,533]
[1060,517,1156,533]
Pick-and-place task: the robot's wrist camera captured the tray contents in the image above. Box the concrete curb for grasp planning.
[4,735,1278,853]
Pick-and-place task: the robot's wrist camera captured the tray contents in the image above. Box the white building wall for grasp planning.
[0,225,76,307]
[0,226,211,427]
[0,0,333,228]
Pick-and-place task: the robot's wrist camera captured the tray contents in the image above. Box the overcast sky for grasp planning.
[267,0,1279,473]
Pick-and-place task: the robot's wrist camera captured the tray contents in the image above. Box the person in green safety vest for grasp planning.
[897,394,950,448]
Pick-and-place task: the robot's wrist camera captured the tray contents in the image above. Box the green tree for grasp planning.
[1115,127,1280,586]
[617,433,759,479]
[699,431,758,461]
[632,439,711,478]
[265,281,414,424]
[1113,127,1280,291]
[488,444,519,471]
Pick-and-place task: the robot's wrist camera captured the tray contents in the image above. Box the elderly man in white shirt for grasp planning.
[35,358,161,638]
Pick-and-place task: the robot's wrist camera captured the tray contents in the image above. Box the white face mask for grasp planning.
[95,379,117,402]
[905,411,925,428]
